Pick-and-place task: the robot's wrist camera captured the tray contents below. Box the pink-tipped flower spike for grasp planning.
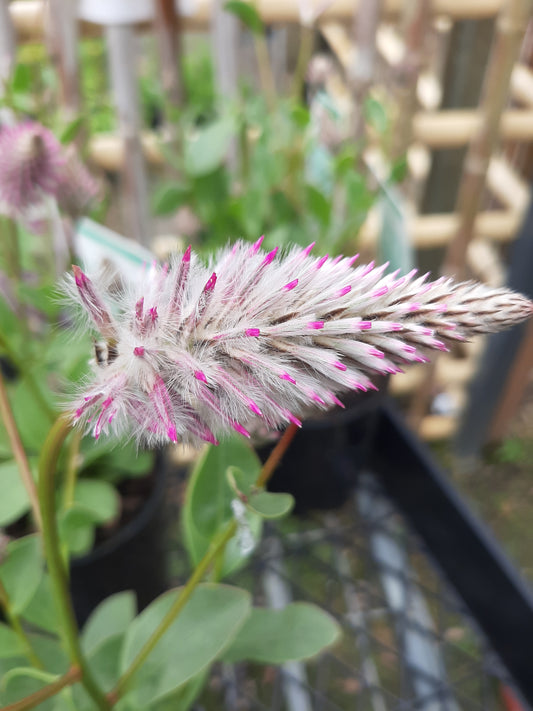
[0,121,65,218]
[65,241,533,447]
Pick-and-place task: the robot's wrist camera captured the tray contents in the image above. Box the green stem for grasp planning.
[0,580,43,670]
[254,34,277,111]
[38,415,111,711]
[0,666,82,711]
[62,429,82,511]
[112,520,237,701]
[292,25,314,100]
[113,422,300,700]
[0,370,42,532]
[1,216,21,280]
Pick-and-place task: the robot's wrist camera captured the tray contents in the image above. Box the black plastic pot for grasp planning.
[258,380,388,513]
[70,454,169,626]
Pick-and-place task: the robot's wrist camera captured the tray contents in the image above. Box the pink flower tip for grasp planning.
[336,285,352,298]
[262,247,278,266]
[333,361,347,371]
[359,321,372,330]
[316,255,328,269]
[194,370,208,383]
[280,372,296,384]
[303,242,316,256]
[133,346,145,357]
[371,286,389,299]
[167,425,178,443]
[183,245,192,263]
[284,279,298,291]
[150,307,158,322]
[307,321,324,330]
[245,328,261,337]
[249,235,265,255]
[288,413,302,427]
[204,272,217,292]
[330,394,345,409]
[232,422,250,438]
[72,264,88,287]
[247,399,262,416]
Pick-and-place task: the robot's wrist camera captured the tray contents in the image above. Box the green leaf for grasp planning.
[183,438,262,577]
[151,183,189,216]
[0,536,43,615]
[224,603,341,663]
[305,184,331,228]
[82,592,136,656]
[247,491,294,519]
[184,119,235,177]
[120,584,251,707]
[291,105,311,128]
[363,96,389,134]
[11,64,32,94]
[59,479,119,555]
[0,460,31,526]
[9,375,54,454]
[72,479,120,523]
[224,0,264,34]
[0,623,25,659]
[20,576,59,634]
[60,116,84,145]
[378,185,414,275]
[390,155,408,183]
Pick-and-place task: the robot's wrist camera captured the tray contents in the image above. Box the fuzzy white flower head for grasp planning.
[65,238,533,447]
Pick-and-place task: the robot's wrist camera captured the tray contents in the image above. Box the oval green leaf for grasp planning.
[247,490,294,519]
[120,584,251,706]
[223,602,341,664]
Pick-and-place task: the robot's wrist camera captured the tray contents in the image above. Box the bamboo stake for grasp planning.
[391,0,432,160]
[154,0,184,107]
[9,0,511,44]
[443,0,532,277]
[46,0,80,114]
[350,0,383,139]
[510,63,533,105]
[486,155,529,212]
[105,25,151,247]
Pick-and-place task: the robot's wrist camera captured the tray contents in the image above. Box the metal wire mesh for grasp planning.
[193,470,525,711]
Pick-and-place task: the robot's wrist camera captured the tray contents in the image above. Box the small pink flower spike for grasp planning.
[72,265,116,340]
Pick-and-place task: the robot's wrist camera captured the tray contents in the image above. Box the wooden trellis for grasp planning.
[4,0,533,448]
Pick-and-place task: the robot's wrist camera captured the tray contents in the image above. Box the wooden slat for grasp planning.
[413,109,533,147]
[10,0,507,43]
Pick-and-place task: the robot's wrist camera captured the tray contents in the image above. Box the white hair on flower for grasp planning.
[65,238,533,447]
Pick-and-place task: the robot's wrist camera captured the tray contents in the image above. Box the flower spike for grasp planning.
[65,241,533,446]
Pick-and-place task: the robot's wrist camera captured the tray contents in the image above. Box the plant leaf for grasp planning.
[0,623,25,659]
[224,602,341,663]
[0,460,31,526]
[82,591,136,656]
[151,183,189,216]
[184,119,235,177]
[0,536,43,615]
[120,584,251,707]
[20,576,59,634]
[247,491,294,519]
[363,96,388,134]
[183,437,262,577]
[224,0,264,34]
[60,116,84,145]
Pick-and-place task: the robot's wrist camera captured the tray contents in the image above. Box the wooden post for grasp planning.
[350,0,383,139]
[105,25,151,247]
[154,0,184,107]
[0,0,16,93]
[210,0,239,168]
[443,0,533,277]
[46,0,80,114]
[391,0,432,160]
